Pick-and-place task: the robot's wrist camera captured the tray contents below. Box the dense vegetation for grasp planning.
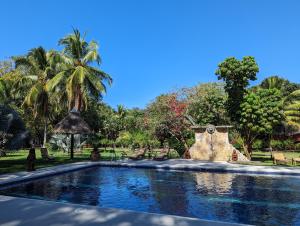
[0,29,300,161]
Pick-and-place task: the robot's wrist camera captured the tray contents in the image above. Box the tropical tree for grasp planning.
[215,56,259,123]
[284,89,300,128]
[260,76,300,96]
[13,47,61,148]
[47,29,112,111]
[0,60,13,77]
[239,89,284,159]
[185,82,229,125]
[0,78,9,104]
[147,94,191,156]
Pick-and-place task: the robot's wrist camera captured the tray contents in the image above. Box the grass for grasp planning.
[1,148,300,175]
[239,151,300,166]
[0,148,180,175]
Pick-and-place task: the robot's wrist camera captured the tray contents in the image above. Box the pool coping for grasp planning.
[1,159,300,187]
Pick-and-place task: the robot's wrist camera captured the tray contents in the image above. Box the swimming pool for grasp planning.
[1,166,300,226]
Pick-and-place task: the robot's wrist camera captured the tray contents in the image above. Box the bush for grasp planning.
[252,139,263,150]
[271,140,285,151]
[116,131,132,147]
[283,139,295,150]
[271,139,295,151]
[231,136,243,150]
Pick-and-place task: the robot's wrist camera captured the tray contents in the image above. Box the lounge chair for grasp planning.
[153,148,170,161]
[292,157,300,165]
[273,152,290,165]
[40,147,55,161]
[129,148,147,160]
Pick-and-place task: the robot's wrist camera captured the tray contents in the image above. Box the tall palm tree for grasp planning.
[14,47,61,147]
[47,29,112,111]
[284,89,300,128]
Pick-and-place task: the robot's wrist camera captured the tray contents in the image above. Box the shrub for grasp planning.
[252,139,263,150]
[271,140,285,151]
[283,139,295,150]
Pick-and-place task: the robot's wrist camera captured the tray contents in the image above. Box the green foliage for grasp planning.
[46,29,112,111]
[185,82,229,125]
[260,76,300,97]
[215,56,259,122]
[270,139,295,151]
[0,60,13,77]
[147,93,191,156]
[239,88,284,158]
[252,139,263,149]
[284,89,300,128]
[86,133,102,148]
[116,131,132,147]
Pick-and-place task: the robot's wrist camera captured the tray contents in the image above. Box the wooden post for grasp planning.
[70,134,74,159]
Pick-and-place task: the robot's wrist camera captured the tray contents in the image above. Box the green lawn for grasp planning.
[0,148,180,175]
[239,151,300,166]
[1,149,300,175]
[0,148,127,175]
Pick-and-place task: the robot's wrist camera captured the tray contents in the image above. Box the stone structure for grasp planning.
[189,125,249,162]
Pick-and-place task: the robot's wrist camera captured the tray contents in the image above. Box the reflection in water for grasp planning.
[193,172,234,194]
[1,167,300,226]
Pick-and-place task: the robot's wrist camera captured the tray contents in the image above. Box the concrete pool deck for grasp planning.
[0,159,298,226]
[0,195,249,226]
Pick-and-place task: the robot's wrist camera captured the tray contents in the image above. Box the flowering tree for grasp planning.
[147,94,191,157]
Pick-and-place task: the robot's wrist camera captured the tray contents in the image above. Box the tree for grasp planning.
[185,82,229,125]
[0,60,13,77]
[47,29,112,111]
[284,89,300,128]
[239,89,284,159]
[215,56,259,123]
[260,76,300,97]
[103,106,126,148]
[13,47,60,148]
[147,94,191,156]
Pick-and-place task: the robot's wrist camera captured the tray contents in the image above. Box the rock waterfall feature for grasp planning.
[188,125,249,162]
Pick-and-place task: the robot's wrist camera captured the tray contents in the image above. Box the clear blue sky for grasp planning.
[1,0,300,108]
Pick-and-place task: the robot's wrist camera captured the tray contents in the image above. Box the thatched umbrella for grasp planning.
[53,110,91,159]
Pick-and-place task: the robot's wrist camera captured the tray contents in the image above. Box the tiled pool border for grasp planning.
[1,159,300,187]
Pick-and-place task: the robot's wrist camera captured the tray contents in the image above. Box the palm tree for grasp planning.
[284,89,300,128]
[260,76,285,89]
[14,47,61,147]
[47,29,112,111]
[0,78,9,103]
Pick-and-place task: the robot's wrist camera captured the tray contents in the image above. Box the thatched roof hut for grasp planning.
[53,110,91,135]
[53,110,91,159]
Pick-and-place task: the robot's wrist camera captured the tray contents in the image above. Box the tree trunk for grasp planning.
[70,134,74,159]
[42,118,47,148]
[74,86,82,111]
[242,142,252,160]
[179,136,190,159]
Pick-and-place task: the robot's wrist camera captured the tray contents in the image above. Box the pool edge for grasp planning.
[1,159,300,187]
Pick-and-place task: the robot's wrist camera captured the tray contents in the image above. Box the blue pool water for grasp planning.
[1,167,300,226]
